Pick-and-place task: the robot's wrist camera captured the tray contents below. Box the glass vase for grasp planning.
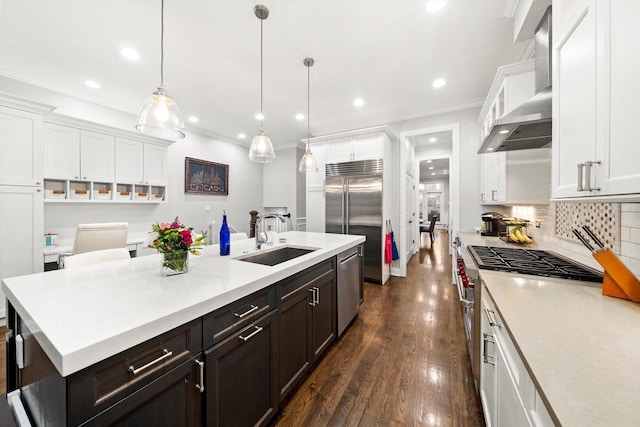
[161,251,189,276]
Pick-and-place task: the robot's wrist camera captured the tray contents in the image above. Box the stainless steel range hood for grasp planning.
[478,6,552,153]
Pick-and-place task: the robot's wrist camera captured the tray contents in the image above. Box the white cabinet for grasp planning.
[0,106,44,187]
[115,138,167,186]
[143,143,167,186]
[481,149,550,205]
[114,137,144,184]
[553,0,640,200]
[80,130,114,182]
[44,124,114,182]
[0,185,44,318]
[480,285,554,427]
[325,133,383,163]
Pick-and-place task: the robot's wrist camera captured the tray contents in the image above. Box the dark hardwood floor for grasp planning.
[0,228,483,426]
[270,229,484,426]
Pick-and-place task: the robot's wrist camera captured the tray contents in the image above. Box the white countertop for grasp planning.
[3,231,365,377]
[480,270,640,427]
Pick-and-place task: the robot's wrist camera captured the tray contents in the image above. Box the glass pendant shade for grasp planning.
[136,87,185,140]
[299,147,318,172]
[249,128,276,162]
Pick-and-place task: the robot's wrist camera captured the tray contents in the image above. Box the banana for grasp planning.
[515,227,533,244]
[509,227,521,242]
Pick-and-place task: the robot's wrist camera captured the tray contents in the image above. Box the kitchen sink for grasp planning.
[235,246,317,266]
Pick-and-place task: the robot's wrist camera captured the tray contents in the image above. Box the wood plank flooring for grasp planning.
[0,229,483,426]
[270,229,484,426]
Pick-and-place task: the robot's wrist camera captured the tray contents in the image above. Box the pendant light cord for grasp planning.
[160,0,165,87]
[307,63,310,149]
[260,18,264,129]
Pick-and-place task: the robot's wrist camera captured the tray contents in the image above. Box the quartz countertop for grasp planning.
[3,231,365,376]
[480,269,640,427]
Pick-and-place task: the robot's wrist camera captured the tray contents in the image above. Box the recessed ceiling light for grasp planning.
[432,78,446,88]
[295,113,304,121]
[428,166,434,170]
[425,0,447,13]
[431,172,436,176]
[120,47,140,61]
[428,137,437,142]
[238,133,246,139]
[84,80,101,89]
[188,116,199,123]
[255,113,264,121]
[426,159,433,163]
[353,98,364,107]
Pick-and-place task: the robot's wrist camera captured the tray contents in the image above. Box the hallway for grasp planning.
[271,229,484,426]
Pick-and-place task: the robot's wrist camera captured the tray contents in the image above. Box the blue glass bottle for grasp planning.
[220,211,230,256]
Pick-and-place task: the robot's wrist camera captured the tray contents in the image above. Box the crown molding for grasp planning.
[0,92,56,113]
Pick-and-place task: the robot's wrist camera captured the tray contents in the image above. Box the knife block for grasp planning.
[592,249,640,302]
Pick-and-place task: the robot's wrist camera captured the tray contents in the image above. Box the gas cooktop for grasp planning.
[468,246,603,283]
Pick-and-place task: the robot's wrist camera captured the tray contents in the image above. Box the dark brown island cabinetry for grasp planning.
[277,258,336,400]
[7,253,349,426]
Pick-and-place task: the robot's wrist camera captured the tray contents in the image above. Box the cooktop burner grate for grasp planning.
[468,246,603,283]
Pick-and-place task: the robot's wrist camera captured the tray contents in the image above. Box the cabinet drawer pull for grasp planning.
[234,304,259,319]
[482,333,495,365]
[314,286,320,305]
[128,349,173,375]
[309,288,316,306]
[484,308,502,328]
[238,326,263,342]
[195,359,205,393]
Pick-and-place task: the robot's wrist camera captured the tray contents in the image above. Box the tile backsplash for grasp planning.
[521,202,640,278]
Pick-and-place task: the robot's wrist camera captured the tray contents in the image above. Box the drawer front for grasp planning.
[203,286,276,348]
[68,319,202,426]
[277,258,335,302]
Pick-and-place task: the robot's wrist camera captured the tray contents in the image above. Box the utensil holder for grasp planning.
[592,249,640,302]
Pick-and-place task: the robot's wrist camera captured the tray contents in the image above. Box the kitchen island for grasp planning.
[3,231,365,426]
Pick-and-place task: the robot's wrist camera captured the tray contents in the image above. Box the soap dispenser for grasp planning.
[220,210,230,256]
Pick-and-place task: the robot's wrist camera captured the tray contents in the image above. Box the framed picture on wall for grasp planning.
[184,157,229,195]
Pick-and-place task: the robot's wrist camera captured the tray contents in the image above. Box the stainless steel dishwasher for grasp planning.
[337,244,363,336]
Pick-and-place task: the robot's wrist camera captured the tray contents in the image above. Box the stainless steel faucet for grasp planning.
[255,213,286,249]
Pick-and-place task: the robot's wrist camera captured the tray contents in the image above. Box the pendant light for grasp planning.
[135,0,185,140]
[249,4,276,163]
[299,57,318,173]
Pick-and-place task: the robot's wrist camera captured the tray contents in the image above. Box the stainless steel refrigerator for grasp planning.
[325,159,383,284]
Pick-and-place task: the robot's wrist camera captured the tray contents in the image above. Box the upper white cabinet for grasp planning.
[0,106,44,186]
[44,123,114,182]
[481,149,551,205]
[479,60,535,143]
[114,137,144,184]
[325,133,384,163]
[43,118,169,203]
[553,0,640,200]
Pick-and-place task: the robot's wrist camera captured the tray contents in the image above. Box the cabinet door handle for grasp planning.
[234,304,259,319]
[480,193,485,202]
[313,286,320,305]
[238,326,263,342]
[584,160,601,192]
[195,359,205,393]
[491,190,497,201]
[128,348,173,375]
[484,308,502,328]
[309,288,317,306]
[482,333,495,365]
[576,163,585,192]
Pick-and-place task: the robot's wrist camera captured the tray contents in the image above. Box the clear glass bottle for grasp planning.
[220,211,230,256]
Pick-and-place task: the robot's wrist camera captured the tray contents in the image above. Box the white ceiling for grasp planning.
[0,0,527,148]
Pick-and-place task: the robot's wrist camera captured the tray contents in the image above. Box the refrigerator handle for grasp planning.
[344,181,348,234]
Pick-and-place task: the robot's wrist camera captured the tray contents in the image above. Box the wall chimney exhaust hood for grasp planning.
[478,6,552,154]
